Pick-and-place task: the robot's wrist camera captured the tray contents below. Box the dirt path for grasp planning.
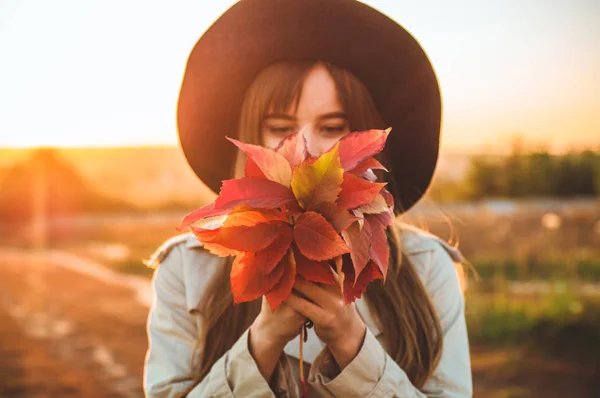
[0,249,148,397]
[0,248,597,397]
[0,310,118,398]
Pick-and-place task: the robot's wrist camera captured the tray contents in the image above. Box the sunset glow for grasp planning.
[0,0,598,153]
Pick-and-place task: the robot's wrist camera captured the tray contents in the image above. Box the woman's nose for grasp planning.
[300,124,325,157]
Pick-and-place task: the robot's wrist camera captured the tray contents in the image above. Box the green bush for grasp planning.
[462,147,600,200]
[470,254,600,282]
[466,289,600,364]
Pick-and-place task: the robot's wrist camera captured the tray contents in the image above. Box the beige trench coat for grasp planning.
[143,222,473,397]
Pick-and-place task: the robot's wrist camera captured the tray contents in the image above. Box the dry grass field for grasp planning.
[1,147,599,396]
[1,200,599,397]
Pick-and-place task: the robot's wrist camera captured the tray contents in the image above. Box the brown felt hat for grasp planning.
[177,0,442,213]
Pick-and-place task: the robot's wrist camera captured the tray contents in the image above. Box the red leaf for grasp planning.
[285,200,304,217]
[316,202,360,233]
[255,225,294,275]
[178,202,231,231]
[215,177,296,210]
[351,157,387,175]
[231,252,285,304]
[365,215,390,278]
[337,172,386,209]
[338,129,390,171]
[293,211,351,261]
[293,246,337,285]
[274,131,308,169]
[265,249,297,311]
[368,208,395,229]
[342,258,383,304]
[351,208,365,230]
[245,157,267,179]
[341,221,372,281]
[180,177,296,232]
[381,188,395,209]
[227,137,292,186]
[356,193,389,214]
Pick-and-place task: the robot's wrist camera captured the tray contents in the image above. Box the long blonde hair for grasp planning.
[186,61,454,392]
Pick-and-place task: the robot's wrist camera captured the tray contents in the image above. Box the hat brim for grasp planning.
[177,0,441,213]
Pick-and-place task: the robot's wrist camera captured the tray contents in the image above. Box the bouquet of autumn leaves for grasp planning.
[178,128,395,311]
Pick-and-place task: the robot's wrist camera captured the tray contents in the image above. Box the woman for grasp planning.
[144,1,472,397]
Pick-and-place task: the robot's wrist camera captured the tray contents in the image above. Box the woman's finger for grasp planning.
[293,277,341,311]
[284,293,329,325]
[321,280,343,297]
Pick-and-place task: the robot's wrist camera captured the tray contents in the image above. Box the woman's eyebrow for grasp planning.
[263,113,296,121]
[317,112,347,121]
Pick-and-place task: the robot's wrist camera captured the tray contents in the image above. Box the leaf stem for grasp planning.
[299,325,308,397]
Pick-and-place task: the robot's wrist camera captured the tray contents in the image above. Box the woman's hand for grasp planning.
[249,296,306,382]
[284,277,367,370]
[252,295,307,346]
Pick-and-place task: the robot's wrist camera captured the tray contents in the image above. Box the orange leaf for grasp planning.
[351,157,387,175]
[227,137,292,187]
[275,131,308,168]
[293,246,337,285]
[316,202,359,233]
[337,172,386,209]
[341,221,372,281]
[333,255,345,292]
[222,208,287,228]
[200,241,240,257]
[197,220,285,253]
[338,129,390,171]
[231,252,285,304]
[294,211,351,261]
[255,225,294,275]
[189,225,220,242]
[265,249,297,311]
[291,143,343,209]
[189,227,239,257]
[342,258,383,304]
[215,177,296,210]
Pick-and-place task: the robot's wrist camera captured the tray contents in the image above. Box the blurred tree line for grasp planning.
[0,148,133,223]
[431,143,600,201]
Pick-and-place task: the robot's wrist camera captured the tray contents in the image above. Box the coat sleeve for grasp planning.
[307,240,473,397]
[143,244,283,397]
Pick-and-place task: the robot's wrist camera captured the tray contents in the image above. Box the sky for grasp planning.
[0,0,598,153]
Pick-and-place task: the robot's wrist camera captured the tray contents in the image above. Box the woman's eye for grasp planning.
[321,125,348,134]
[268,126,295,135]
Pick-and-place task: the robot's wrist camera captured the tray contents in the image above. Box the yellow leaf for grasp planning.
[291,144,343,209]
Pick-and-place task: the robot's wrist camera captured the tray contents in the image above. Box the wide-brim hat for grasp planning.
[177,0,442,213]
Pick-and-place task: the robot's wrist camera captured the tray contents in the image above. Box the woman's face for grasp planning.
[260,64,350,156]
